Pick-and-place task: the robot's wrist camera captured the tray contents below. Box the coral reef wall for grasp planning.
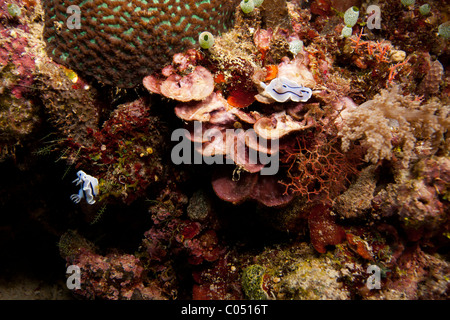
[1,0,449,301]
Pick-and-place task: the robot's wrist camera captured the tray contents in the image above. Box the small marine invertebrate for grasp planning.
[400,0,415,6]
[240,0,255,14]
[438,22,450,39]
[70,170,99,205]
[341,26,353,38]
[199,31,215,49]
[288,39,304,56]
[419,4,431,15]
[346,29,394,70]
[387,57,410,84]
[43,0,239,87]
[7,3,21,17]
[281,129,360,203]
[344,6,359,27]
[259,77,312,103]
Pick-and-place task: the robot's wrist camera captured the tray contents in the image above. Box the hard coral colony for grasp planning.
[0,0,449,302]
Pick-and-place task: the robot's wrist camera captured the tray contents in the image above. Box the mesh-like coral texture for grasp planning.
[43,0,239,87]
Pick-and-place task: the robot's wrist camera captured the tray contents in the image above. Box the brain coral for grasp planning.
[43,0,239,87]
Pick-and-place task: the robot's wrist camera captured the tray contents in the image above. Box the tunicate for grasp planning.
[400,0,415,7]
[341,26,353,38]
[240,0,255,14]
[344,6,359,28]
[419,4,431,15]
[198,31,214,49]
[289,39,303,55]
[7,3,21,17]
[438,21,450,39]
[253,0,264,7]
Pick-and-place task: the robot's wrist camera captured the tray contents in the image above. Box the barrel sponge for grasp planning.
[43,0,239,88]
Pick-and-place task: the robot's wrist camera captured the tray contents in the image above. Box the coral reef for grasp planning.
[1,0,449,302]
[63,98,171,205]
[59,231,166,299]
[0,0,42,161]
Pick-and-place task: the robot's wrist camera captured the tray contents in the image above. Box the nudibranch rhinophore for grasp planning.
[70,170,99,205]
[260,77,312,103]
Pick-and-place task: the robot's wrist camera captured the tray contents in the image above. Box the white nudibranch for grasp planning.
[70,170,99,205]
[260,77,312,103]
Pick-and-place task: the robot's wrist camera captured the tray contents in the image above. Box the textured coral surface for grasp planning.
[1,0,449,302]
[43,0,239,87]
